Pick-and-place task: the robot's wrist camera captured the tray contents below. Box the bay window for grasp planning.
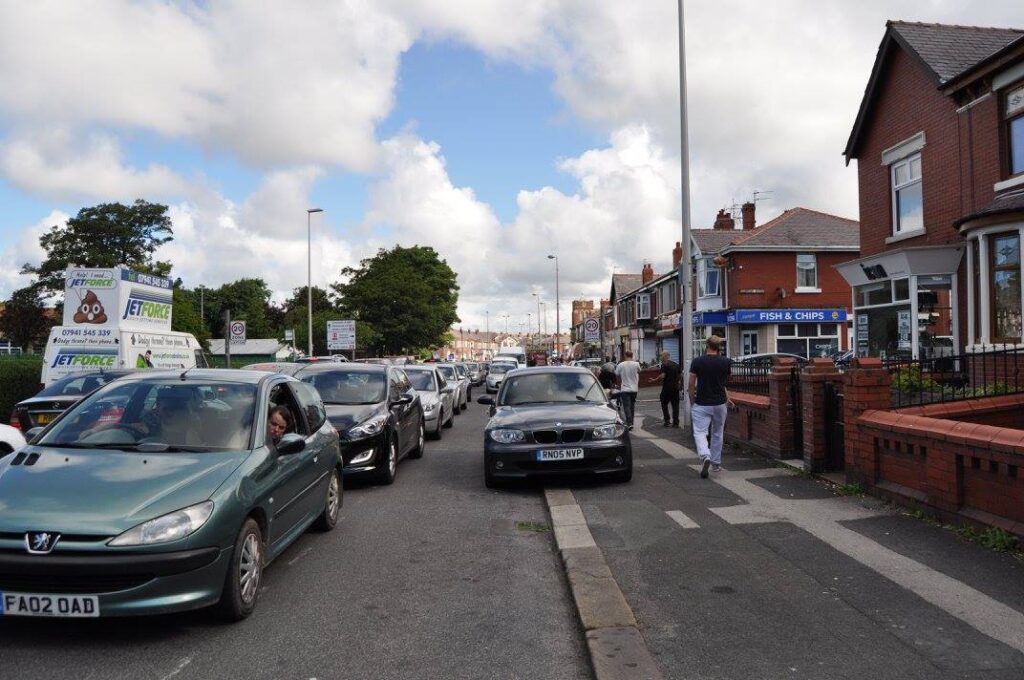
[990,232,1022,342]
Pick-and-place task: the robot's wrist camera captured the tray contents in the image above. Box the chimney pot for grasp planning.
[713,209,735,231]
[742,201,756,230]
[641,263,654,284]
[672,241,683,268]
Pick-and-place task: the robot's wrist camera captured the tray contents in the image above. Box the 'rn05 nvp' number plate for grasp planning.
[536,448,584,462]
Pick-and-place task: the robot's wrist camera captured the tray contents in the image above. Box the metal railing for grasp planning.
[884,346,1024,408]
[726,362,771,396]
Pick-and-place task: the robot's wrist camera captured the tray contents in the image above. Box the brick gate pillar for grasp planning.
[766,357,798,458]
[842,358,892,486]
[801,358,842,473]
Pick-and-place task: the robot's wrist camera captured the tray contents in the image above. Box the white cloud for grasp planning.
[0,210,64,296]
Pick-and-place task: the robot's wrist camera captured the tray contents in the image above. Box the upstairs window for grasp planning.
[635,293,651,320]
[698,257,719,297]
[796,253,817,290]
[1007,84,1024,176]
[891,153,923,234]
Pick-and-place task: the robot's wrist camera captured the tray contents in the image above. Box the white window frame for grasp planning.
[698,257,720,298]
[795,253,818,292]
[891,153,923,236]
[635,293,651,320]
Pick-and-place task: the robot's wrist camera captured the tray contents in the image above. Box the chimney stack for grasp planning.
[742,201,756,230]
[641,262,654,284]
[672,241,683,268]
[713,209,735,231]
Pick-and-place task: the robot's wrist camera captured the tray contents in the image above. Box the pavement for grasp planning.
[545,386,1024,679]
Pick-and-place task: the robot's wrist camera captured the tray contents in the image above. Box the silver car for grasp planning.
[486,361,516,394]
[436,363,469,411]
[403,365,455,439]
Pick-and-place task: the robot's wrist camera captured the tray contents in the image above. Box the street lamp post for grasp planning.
[532,292,541,335]
[306,208,324,357]
[547,255,560,357]
[503,313,509,334]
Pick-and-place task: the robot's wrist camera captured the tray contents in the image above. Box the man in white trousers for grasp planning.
[686,335,733,478]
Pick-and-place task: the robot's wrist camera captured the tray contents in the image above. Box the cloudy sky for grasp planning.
[2,0,1023,336]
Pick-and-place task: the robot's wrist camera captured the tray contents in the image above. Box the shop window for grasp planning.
[796,254,817,290]
[990,232,1022,342]
[891,154,923,234]
[775,324,839,358]
[1007,84,1024,176]
[778,324,796,337]
[894,278,909,301]
[972,240,981,343]
[856,282,893,307]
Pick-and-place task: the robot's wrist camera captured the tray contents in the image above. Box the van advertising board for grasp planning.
[63,266,173,332]
[127,332,196,369]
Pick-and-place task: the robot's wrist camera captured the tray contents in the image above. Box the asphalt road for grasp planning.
[0,399,591,680]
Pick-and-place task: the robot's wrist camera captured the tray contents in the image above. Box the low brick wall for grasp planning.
[723,358,799,459]
[845,358,1024,537]
[897,393,1024,430]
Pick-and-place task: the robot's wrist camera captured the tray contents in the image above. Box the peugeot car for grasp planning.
[0,370,343,620]
[478,366,631,488]
[402,365,455,439]
[296,363,424,485]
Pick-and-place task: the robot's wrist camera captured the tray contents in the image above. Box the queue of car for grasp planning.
[0,355,629,623]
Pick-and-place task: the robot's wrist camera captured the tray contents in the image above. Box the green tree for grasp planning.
[205,279,276,339]
[332,245,459,355]
[0,286,56,351]
[170,286,210,348]
[22,200,173,294]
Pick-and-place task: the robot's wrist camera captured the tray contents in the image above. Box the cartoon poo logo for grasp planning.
[73,290,108,324]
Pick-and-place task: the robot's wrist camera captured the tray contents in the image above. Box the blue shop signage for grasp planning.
[692,311,729,326]
[726,308,847,324]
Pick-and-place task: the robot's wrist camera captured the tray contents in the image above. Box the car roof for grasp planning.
[294,362,388,376]
[506,366,593,375]
[111,369,273,385]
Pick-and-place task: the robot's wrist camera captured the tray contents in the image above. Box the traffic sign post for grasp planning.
[584,318,600,343]
[229,320,247,346]
[327,320,356,354]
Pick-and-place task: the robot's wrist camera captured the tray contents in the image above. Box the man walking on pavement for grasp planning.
[687,335,733,478]
[652,351,682,427]
[614,350,640,430]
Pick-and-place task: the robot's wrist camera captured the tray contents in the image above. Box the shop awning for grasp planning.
[835,244,964,287]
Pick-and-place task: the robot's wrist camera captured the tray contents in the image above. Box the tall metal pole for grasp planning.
[548,254,560,356]
[533,293,541,334]
[224,309,231,367]
[677,0,694,430]
[307,208,323,357]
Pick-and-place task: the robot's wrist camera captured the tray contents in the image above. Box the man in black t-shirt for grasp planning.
[687,336,733,479]
[653,351,682,427]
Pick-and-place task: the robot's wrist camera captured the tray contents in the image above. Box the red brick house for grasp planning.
[839,21,1024,359]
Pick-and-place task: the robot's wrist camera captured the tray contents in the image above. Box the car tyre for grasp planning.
[374,436,398,485]
[215,518,263,622]
[443,407,454,428]
[430,415,443,440]
[408,419,425,459]
[313,468,342,531]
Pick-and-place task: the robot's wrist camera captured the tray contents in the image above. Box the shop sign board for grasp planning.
[726,308,847,324]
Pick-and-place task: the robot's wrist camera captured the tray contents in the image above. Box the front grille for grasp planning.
[532,429,586,444]
[0,533,111,543]
[560,429,585,443]
[533,430,558,444]
[0,572,154,594]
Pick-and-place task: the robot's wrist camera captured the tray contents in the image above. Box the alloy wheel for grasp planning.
[327,472,340,520]
[239,532,261,604]
[389,441,397,477]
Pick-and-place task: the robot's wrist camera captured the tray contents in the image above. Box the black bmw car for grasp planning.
[477,366,631,488]
[295,363,424,485]
[9,370,139,432]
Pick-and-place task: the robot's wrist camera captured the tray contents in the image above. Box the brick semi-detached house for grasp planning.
[839,21,1024,358]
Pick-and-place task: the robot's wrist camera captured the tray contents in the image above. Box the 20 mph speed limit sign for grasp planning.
[229,320,247,345]
[584,318,600,342]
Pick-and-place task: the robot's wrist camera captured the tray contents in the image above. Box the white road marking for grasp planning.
[649,437,698,460]
[287,546,313,566]
[665,510,699,529]
[159,656,193,680]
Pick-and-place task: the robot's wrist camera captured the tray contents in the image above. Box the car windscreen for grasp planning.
[489,364,513,375]
[437,366,456,380]
[37,380,258,451]
[36,372,122,398]
[467,363,479,371]
[405,370,436,391]
[454,365,468,378]
[302,370,387,405]
[501,372,605,405]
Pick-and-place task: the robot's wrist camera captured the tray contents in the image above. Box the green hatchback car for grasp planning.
[0,369,343,621]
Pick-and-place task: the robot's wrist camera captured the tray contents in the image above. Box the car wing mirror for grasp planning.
[276,433,306,455]
[476,395,494,405]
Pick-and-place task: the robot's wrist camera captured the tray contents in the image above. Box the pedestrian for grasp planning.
[652,351,682,427]
[598,357,617,390]
[687,335,733,478]
[614,350,641,430]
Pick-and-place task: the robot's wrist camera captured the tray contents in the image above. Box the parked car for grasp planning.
[570,358,602,375]
[0,369,343,620]
[454,363,474,402]
[296,355,348,363]
[436,364,469,411]
[486,361,516,394]
[732,353,809,367]
[0,424,26,457]
[10,369,139,432]
[241,362,306,376]
[466,362,484,386]
[832,349,854,368]
[477,366,631,488]
[403,364,455,439]
[296,363,424,484]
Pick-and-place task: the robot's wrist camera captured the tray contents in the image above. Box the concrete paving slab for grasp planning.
[562,546,615,580]
[551,503,588,526]
[554,522,598,550]
[568,573,637,630]
[545,488,577,508]
[748,474,838,500]
[586,627,665,680]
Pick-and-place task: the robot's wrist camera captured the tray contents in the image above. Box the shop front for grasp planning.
[691,311,728,356]
[657,313,681,363]
[836,246,963,360]
[725,308,848,359]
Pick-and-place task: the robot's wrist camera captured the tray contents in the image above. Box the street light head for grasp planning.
[547,254,556,260]
[307,208,324,214]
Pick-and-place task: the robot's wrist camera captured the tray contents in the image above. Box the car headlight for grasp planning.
[423,402,437,414]
[348,414,389,440]
[108,501,214,547]
[592,423,626,440]
[488,429,526,444]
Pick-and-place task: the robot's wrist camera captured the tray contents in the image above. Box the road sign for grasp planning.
[283,329,294,342]
[229,320,246,345]
[327,320,356,351]
[584,317,600,342]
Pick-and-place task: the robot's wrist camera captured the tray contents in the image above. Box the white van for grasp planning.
[41,327,207,386]
[495,347,527,368]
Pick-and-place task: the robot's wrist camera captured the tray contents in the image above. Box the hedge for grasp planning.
[0,357,44,422]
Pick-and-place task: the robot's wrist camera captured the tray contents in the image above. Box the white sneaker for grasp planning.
[700,457,710,479]
[711,464,721,473]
